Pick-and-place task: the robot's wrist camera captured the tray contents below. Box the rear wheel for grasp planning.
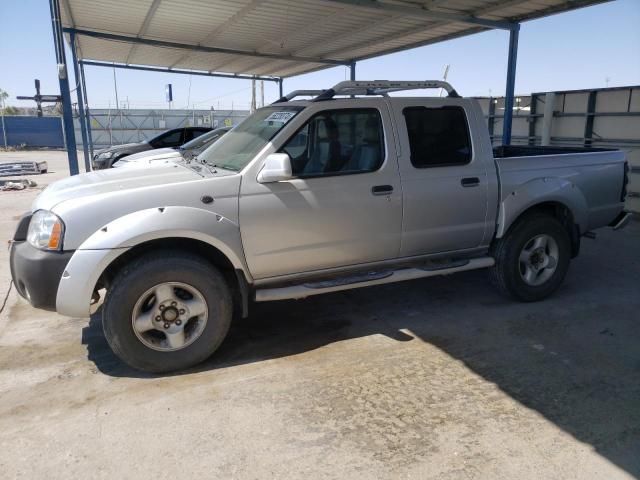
[489,214,571,302]
[102,251,232,373]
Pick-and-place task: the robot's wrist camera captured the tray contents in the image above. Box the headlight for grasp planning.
[97,151,113,159]
[27,210,65,251]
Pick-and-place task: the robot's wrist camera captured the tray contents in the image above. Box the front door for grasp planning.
[240,104,402,279]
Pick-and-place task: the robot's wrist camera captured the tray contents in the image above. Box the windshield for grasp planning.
[198,106,303,171]
[182,127,229,151]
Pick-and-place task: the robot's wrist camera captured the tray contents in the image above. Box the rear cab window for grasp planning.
[402,106,472,168]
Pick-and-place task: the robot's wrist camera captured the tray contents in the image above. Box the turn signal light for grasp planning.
[48,221,63,250]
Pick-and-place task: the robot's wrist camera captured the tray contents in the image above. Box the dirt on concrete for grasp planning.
[0,151,638,479]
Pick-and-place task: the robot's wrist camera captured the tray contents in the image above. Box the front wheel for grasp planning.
[489,214,571,302]
[102,251,232,373]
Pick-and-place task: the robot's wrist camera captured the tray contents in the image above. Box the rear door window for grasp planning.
[156,129,184,147]
[403,106,472,168]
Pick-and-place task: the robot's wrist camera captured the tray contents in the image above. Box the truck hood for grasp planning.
[32,164,203,212]
[95,142,150,156]
[113,148,183,168]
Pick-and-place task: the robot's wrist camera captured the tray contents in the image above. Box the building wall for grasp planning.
[475,86,640,213]
[1,116,64,148]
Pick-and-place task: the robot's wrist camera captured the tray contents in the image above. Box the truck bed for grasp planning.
[494,146,626,234]
[493,145,617,158]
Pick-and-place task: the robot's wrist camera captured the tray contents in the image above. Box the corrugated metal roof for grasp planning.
[61,0,610,78]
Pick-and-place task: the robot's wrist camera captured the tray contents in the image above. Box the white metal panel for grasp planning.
[61,0,612,78]
[127,44,187,68]
[76,36,132,64]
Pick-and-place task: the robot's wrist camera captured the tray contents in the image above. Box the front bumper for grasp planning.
[10,241,74,311]
[91,157,110,170]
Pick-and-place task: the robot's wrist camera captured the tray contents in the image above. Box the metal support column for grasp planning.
[350,61,356,81]
[278,78,284,98]
[487,97,496,143]
[79,61,94,159]
[541,92,555,146]
[49,0,79,175]
[502,24,520,146]
[527,93,537,146]
[584,90,597,147]
[69,32,90,171]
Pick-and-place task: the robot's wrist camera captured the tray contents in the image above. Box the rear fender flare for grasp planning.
[497,177,588,238]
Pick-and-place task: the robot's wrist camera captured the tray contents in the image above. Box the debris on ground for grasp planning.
[0,160,48,176]
[0,179,38,191]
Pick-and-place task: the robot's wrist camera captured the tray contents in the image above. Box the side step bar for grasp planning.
[609,211,633,230]
[255,257,495,302]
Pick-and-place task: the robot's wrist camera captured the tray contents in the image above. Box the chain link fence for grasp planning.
[73,108,249,148]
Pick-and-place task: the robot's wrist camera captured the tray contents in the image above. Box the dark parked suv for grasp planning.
[92,126,212,169]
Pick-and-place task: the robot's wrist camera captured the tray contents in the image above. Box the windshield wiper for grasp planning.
[209,163,240,172]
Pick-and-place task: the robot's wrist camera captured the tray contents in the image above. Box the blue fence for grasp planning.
[1,116,64,148]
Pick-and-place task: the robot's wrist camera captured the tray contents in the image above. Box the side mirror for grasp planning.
[257,153,293,183]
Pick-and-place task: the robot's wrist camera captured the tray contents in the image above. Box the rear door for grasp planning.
[391,99,490,256]
[239,101,403,279]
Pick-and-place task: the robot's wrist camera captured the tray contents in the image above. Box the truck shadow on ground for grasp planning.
[82,227,640,477]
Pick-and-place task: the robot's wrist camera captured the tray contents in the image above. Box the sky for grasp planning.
[0,0,639,111]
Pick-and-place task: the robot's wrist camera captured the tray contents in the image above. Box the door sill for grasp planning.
[252,246,488,288]
[254,257,494,302]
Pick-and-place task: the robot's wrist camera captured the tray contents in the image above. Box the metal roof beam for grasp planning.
[323,0,516,30]
[265,0,526,73]
[169,0,268,68]
[125,0,162,65]
[248,13,410,75]
[351,25,487,63]
[203,3,349,75]
[320,21,444,60]
[64,27,350,66]
[255,60,304,77]
[235,58,277,75]
[79,60,281,83]
[231,7,358,75]
[295,13,406,57]
[315,0,532,63]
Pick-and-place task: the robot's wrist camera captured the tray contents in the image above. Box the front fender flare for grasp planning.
[497,177,588,238]
[56,206,248,318]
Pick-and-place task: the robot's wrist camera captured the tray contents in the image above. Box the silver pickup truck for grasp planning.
[10,81,631,373]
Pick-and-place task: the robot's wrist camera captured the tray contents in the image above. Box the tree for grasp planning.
[0,88,16,115]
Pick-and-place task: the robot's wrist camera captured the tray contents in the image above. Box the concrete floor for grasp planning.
[0,151,639,479]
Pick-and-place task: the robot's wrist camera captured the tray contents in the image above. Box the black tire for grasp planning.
[102,251,232,373]
[489,213,571,302]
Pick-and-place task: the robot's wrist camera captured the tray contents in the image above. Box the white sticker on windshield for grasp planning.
[264,111,296,124]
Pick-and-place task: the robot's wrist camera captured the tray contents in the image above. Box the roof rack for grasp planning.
[273,90,327,104]
[312,80,460,101]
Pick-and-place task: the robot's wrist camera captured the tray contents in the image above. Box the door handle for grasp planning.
[461,177,480,187]
[372,185,394,196]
